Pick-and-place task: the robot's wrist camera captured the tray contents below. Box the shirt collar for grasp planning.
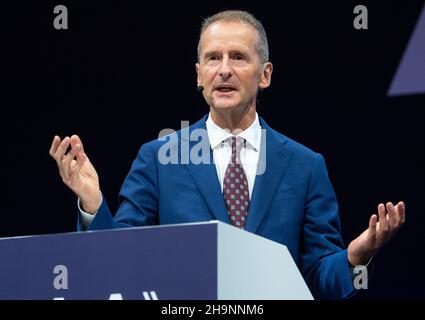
[206,112,261,152]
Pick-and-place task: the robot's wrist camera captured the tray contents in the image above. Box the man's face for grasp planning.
[196,21,272,112]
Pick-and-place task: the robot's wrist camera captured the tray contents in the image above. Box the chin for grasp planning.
[211,99,240,111]
[214,104,237,110]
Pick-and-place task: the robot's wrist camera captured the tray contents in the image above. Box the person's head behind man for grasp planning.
[196,10,273,129]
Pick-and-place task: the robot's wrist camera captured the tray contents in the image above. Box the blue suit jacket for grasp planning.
[79,115,356,299]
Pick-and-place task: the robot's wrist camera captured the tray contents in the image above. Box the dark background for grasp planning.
[1,1,424,298]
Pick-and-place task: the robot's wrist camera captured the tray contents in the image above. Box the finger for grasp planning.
[49,136,61,157]
[70,152,87,182]
[377,203,388,233]
[62,143,82,180]
[396,201,406,224]
[76,150,87,167]
[391,202,402,228]
[54,136,70,164]
[368,214,378,239]
[386,202,398,230]
[55,138,71,179]
[70,135,85,154]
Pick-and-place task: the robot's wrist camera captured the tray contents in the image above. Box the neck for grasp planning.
[210,104,256,132]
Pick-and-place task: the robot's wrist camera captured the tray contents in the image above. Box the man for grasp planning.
[49,10,405,299]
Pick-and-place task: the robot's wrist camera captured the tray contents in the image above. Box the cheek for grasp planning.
[240,78,260,94]
[201,69,216,82]
[239,71,261,87]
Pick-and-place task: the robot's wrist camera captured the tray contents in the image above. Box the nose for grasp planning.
[218,57,232,80]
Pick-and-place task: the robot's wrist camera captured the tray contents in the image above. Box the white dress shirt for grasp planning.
[206,112,261,199]
[79,113,262,226]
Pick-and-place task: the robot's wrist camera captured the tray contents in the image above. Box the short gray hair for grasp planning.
[197,10,269,63]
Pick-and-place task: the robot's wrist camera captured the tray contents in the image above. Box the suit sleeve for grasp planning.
[76,143,159,231]
[300,153,356,299]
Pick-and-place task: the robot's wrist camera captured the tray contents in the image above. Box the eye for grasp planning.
[234,54,246,61]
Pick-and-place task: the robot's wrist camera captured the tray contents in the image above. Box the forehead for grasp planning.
[200,21,258,54]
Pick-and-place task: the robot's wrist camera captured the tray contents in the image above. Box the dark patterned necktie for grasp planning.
[223,136,250,228]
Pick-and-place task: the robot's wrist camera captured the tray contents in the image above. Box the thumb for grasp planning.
[71,135,85,154]
[75,151,88,169]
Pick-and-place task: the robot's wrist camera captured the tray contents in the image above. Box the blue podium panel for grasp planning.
[0,223,217,300]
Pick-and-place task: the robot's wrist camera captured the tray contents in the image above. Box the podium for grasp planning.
[0,221,313,300]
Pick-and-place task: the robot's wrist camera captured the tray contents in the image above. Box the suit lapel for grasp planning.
[244,118,294,233]
[182,115,294,230]
[184,116,230,224]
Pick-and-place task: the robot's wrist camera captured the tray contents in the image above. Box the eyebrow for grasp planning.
[202,51,219,60]
[202,49,250,60]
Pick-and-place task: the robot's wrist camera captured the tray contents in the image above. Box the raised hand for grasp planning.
[348,202,406,266]
[49,135,101,214]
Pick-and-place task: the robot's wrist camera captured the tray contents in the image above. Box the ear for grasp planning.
[196,63,201,86]
[259,62,273,89]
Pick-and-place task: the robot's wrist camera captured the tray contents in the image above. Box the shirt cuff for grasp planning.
[78,193,102,228]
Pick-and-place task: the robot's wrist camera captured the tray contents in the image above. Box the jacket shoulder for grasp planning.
[268,125,322,161]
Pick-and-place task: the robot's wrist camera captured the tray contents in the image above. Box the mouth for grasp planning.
[213,85,237,94]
